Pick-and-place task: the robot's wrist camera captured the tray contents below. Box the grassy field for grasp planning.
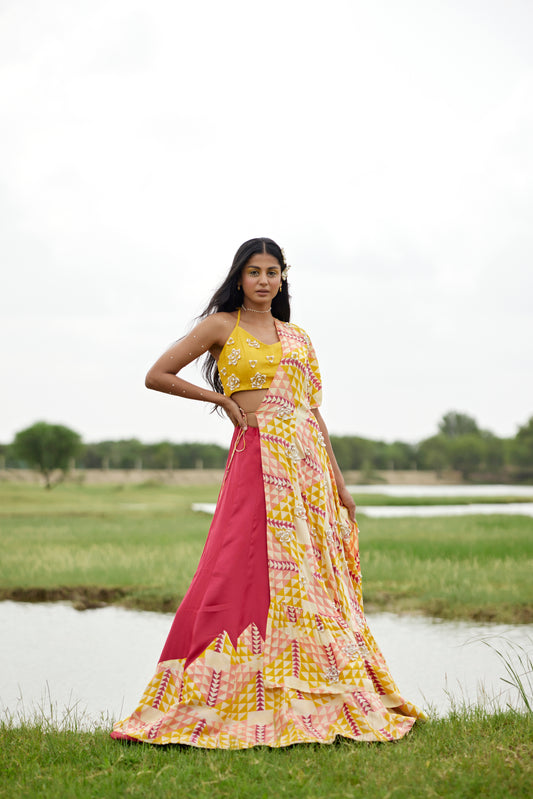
[0,483,532,622]
[0,709,532,799]
[1,482,533,797]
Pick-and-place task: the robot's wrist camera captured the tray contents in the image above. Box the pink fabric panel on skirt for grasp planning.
[159,425,270,668]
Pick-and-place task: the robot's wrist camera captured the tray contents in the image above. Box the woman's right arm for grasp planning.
[145,315,247,429]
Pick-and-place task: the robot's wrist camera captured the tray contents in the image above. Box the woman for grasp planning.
[111,237,424,748]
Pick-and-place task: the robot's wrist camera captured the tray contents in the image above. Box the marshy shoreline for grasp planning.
[1,481,532,623]
[2,481,532,797]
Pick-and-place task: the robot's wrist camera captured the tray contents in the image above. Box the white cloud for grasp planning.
[2,0,532,444]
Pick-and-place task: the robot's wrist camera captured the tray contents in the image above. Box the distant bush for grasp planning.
[10,421,82,488]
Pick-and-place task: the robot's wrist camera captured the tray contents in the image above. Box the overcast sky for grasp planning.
[1,0,532,447]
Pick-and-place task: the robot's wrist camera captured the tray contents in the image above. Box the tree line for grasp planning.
[331,411,533,479]
[2,411,533,487]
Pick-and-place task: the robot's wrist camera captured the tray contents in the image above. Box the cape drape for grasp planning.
[111,320,425,747]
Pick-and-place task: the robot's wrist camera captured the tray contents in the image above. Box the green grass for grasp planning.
[359,514,533,622]
[2,483,533,796]
[0,483,532,621]
[0,483,220,611]
[0,710,532,799]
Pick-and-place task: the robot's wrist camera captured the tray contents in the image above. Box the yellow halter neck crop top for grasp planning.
[217,309,282,396]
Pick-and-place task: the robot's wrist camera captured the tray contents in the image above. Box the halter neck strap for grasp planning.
[236,307,241,324]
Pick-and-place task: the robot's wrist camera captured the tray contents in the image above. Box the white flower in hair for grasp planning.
[281,247,291,280]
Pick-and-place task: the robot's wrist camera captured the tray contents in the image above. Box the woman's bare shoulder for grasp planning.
[193,311,238,351]
[211,310,238,325]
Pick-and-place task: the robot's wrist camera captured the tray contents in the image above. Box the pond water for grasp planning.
[1,601,531,730]
[193,485,533,519]
[191,504,533,529]
[348,484,533,516]
[193,502,533,518]
[347,484,533,497]
[358,503,533,518]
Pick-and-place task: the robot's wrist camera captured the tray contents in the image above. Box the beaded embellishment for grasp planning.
[227,374,240,391]
[228,348,241,366]
[251,373,267,389]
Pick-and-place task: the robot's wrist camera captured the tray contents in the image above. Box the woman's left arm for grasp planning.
[311,408,356,522]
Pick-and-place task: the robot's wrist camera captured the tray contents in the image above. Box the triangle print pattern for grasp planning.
[112,321,425,748]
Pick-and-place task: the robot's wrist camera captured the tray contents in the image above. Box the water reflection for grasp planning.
[349,484,533,516]
[193,485,533,519]
[193,502,533,518]
[347,485,533,497]
[359,503,533,518]
[1,601,531,729]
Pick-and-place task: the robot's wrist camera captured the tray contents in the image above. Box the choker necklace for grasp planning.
[241,305,272,314]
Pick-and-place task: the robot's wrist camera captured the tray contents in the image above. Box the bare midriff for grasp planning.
[231,388,268,427]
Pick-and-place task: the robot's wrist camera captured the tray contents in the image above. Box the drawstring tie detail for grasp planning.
[222,426,247,486]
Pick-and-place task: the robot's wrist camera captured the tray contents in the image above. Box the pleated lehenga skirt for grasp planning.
[111,425,425,748]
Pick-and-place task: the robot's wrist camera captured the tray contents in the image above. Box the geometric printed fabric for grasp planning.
[111,320,426,748]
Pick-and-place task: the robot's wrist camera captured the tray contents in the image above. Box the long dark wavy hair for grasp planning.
[200,237,291,396]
